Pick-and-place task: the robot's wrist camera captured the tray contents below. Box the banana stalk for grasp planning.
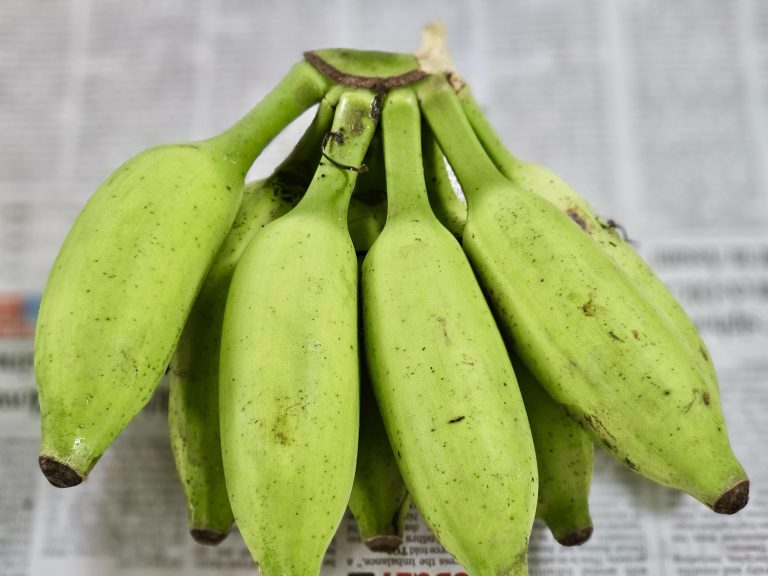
[348,130,387,254]
[422,124,466,239]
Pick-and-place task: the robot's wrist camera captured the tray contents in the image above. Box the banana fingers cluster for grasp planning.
[35,27,748,576]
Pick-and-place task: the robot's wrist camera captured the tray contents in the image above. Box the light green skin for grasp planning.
[348,351,410,552]
[35,144,242,481]
[168,99,336,544]
[219,89,378,576]
[513,356,594,545]
[457,86,720,402]
[363,89,535,576]
[34,61,331,484]
[419,75,746,510]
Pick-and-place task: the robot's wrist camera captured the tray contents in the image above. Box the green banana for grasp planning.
[35,61,330,488]
[168,98,336,545]
[348,141,408,551]
[422,120,595,548]
[363,88,537,576]
[457,86,720,402]
[219,89,378,575]
[422,124,466,239]
[421,124,595,546]
[348,342,410,553]
[418,73,749,514]
[513,355,594,546]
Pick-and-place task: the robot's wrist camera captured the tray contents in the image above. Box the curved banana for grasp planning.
[348,345,410,553]
[419,132,595,545]
[513,355,594,546]
[168,98,335,545]
[418,74,748,515]
[35,61,331,488]
[421,123,595,547]
[219,89,378,576]
[363,88,537,576]
[457,86,720,402]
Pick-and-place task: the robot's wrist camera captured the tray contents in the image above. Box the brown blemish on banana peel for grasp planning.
[580,296,597,316]
[566,207,590,233]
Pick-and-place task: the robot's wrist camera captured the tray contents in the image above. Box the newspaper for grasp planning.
[1,0,767,574]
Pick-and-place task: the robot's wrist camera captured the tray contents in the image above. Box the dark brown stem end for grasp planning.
[555,525,594,547]
[304,51,427,90]
[713,479,750,515]
[190,529,229,546]
[39,455,83,488]
[364,534,403,553]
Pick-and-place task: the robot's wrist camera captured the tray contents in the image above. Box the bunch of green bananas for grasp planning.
[34,26,748,576]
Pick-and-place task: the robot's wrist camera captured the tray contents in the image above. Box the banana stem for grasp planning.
[294,89,378,219]
[205,60,333,175]
[381,89,432,220]
[416,75,508,198]
[271,86,342,187]
[422,123,467,237]
[456,85,526,178]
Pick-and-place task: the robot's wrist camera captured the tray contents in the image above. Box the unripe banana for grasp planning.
[421,121,594,547]
[168,98,335,545]
[420,130,595,546]
[219,89,378,576]
[348,345,410,553]
[457,86,720,402]
[513,355,594,546]
[35,61,331,488]
[348,149,409,551]
[363,88,537,576]
[418,74,748,514]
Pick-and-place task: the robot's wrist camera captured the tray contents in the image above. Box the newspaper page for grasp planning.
[1,0,766,574]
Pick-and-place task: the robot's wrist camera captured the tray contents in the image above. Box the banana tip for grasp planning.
[364,534,403,553]
[190,529,229,546]
[713,479,749,515]
[555,525,593,547]
[38,455,83,488]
